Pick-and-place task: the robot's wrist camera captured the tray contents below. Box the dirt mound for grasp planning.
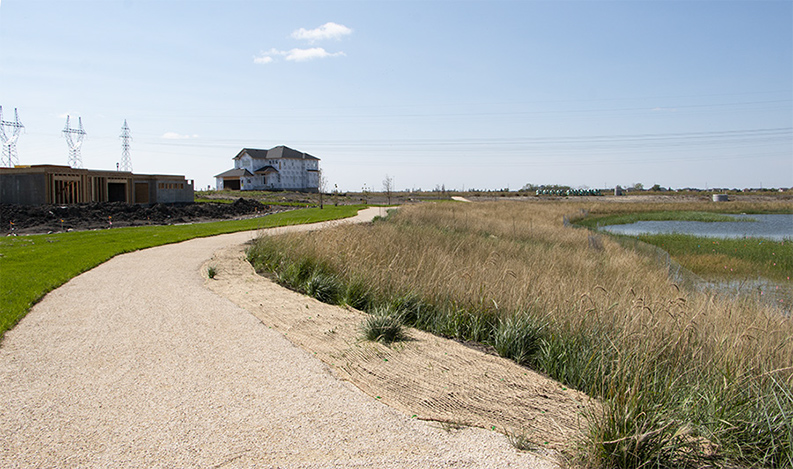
[1,199,287,235]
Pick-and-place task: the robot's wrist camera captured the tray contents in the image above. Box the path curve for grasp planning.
[0,208,553,468]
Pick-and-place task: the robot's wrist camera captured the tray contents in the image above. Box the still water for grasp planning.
[600,213,792,314]
[600,214,793,241]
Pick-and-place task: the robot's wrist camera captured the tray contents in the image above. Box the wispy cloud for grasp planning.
[161,132,198,140]
[651,107,677,112]
[291,22,352,43]
[254,22,351,65]
[254,47,345,64]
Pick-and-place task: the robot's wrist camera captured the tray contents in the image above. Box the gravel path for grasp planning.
[0,208,553,468]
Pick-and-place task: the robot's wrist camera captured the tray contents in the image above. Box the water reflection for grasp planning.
[601,214,793,241]
[599,213,792,315]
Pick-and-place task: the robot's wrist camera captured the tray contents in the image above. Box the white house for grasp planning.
[214,146,320,192]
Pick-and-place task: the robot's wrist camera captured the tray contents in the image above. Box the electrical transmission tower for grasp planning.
[0,106,25,167]
[119,119,132,172]
[63,115,87,168]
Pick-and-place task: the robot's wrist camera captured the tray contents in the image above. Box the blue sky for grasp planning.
[1,0,791,191]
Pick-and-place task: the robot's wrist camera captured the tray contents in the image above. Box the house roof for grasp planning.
[214,168,252,178]
[253,165,279,175]
[233,146,320,161]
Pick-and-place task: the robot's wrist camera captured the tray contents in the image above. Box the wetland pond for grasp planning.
[600,213,792,241]
[600,213,792,315]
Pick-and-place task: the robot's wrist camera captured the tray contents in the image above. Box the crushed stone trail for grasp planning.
[0,208,553,468]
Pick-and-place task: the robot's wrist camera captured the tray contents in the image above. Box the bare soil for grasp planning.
[1,198,284,235]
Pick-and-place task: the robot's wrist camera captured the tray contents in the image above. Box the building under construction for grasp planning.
[0,165,194,205]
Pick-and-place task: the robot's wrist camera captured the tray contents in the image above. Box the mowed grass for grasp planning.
[248,200,793,468]
[0,205,363,338]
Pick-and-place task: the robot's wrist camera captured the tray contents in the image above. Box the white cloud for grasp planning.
[161,132,198,140]
[254,47,345,64]
[286,47,345,62]
[291,22,352,43]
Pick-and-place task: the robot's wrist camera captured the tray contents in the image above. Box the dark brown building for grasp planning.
[0,165,194,205]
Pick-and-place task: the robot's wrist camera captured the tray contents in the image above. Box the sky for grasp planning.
[1,0,791,192]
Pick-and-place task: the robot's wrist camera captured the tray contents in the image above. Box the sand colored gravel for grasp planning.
[0,208,564,468]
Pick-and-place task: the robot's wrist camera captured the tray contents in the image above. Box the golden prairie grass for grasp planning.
[248,200,792,468]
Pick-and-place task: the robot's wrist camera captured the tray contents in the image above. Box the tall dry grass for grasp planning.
[248,200,792,468]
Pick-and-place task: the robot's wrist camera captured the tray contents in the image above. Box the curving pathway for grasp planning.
[0,208,553,468]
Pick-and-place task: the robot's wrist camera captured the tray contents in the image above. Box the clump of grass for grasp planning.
[341,277,372,310]
[359,307,408,344]
[304,269,341,303]
[439,420,469,433]
[207,265,217,279]
[506,428,539,451]
[492,313,546,366]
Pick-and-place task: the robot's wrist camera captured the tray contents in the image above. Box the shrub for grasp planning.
[492,313,546,366]
[342,278,373,310]
[360,307,408,344]
[304,270,341,304]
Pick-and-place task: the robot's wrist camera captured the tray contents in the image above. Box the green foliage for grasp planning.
[304,269,342,304]
[492,313,546,366]
[341,278,373,310]
[535,328,614,395]
[207,265,217,279]
[0,205,364,339]
[359,307,408,344]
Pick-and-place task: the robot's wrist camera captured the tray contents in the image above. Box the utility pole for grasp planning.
[63,115,87,168]
[0,106,25,167]
[119,119,132,172]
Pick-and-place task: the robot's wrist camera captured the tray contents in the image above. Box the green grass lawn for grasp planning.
[0,205,364,339]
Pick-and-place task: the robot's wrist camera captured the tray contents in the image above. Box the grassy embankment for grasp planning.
[247,201,792,468]
[0,205,363,339]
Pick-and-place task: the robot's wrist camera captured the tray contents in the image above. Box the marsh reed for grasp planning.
[248,201,792,468]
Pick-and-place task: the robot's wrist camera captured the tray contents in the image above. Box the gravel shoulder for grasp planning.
[0,208,559,468]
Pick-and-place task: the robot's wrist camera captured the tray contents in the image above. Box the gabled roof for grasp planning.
[233,146,320,161]
[253,165,279,175]
[214,168,253,178]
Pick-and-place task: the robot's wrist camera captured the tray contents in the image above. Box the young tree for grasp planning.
[382,174,394,205]
[318,169,328,209]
